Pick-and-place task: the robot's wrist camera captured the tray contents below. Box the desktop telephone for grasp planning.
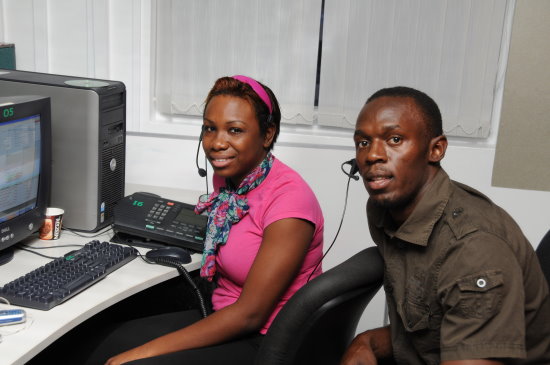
[113,192,207,252]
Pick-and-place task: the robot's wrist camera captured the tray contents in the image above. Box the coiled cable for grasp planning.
[147,256,209,318]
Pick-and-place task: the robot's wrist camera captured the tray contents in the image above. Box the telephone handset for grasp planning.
[113,192,207,252]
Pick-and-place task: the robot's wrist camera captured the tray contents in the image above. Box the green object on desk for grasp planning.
[0,43,16,70]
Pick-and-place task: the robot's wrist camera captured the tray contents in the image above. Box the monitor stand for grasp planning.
[0,247,14,266]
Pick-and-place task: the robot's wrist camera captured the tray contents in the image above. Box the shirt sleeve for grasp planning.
[260,174,322,230]
[437,232,527,361]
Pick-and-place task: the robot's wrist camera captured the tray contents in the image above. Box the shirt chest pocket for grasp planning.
[398,285,441,333]
[394,292,442,360]
[402,300,430,331]
[401,298,442,333]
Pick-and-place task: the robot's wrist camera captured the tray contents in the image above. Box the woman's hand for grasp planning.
[105,345,149,365]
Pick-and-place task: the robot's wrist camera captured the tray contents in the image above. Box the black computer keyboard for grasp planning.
[0,240,138,310]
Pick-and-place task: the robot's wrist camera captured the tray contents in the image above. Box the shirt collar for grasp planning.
[367,168,452,247]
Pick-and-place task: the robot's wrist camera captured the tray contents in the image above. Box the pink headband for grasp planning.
[232,75,273,114]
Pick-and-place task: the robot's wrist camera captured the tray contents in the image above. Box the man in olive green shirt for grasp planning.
[341,87,550,365]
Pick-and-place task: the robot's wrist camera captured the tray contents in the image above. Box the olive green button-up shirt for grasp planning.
[367,169,550,364]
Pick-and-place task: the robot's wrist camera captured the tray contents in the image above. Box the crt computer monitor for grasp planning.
[0,95,52,265]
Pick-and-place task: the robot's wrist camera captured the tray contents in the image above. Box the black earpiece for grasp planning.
[341,159,359,181]
[196,132,207,178]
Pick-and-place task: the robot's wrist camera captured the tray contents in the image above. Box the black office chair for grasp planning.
[536,229,550,287]
[254,246,384,365]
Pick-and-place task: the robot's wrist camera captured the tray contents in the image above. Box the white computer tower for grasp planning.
[0,69,126,232]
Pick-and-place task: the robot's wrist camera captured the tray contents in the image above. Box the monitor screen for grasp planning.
[0,114,41,223]
[0,95,51,265]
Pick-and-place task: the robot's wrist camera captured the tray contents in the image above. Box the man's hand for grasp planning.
[340,326,392,365]
[340,332,378,365]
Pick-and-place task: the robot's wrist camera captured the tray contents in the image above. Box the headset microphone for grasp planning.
[196,132,207,178]
[341,159,359,181]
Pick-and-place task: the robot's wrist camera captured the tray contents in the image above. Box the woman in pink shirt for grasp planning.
[96,76,324,365]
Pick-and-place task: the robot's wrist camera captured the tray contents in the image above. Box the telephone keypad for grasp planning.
[149,204,172,222]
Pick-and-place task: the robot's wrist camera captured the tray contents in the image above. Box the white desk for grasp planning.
[0,186,205,365]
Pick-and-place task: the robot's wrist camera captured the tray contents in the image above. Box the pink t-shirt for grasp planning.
[211,158,324,334]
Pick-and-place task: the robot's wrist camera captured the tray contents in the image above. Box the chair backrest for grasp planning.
[255,246,384,365]
[536,229,550,287]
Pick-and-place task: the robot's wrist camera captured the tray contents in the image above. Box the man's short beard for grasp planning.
[370,193,413,211]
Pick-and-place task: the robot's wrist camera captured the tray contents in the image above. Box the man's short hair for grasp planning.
[366,86,443,140]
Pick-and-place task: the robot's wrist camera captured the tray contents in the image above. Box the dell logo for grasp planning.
[110,158,117,171]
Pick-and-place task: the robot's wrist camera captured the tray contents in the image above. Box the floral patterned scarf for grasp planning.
[194,153,274,281]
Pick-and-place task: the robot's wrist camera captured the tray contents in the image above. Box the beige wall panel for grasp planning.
[492,0,550,191]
